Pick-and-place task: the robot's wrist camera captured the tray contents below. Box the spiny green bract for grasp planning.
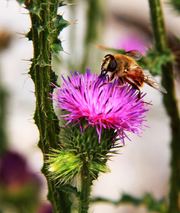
[47,150,82,184]
[47,150,109,184]
[47,125,119,184]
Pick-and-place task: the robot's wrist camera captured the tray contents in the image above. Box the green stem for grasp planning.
[148,1,180,213]
[79,162,91,213]
[25,1,71,212]
[0,82,7,154]
[81,0,103,72]
[148,0,167,52]
[0,62,8,154]
[91,193,167,212]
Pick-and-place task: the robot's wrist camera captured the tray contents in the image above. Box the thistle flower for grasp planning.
[0,151,41,212]
[54,70,148,143]
[0,151,41,190]
[117,34,149,55]
[38,202,52,213]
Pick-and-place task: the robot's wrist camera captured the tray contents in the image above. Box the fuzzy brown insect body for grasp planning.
[100,51,167,96]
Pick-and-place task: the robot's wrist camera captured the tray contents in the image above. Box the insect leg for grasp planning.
[119,77,125,85]
[110,72,116,81]
[125,78,141,98]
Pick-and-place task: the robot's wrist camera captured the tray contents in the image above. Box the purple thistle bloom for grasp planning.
[54,70,149,143]
[0,151,41,190]
[116,35,149,55]
[38,202,52,213]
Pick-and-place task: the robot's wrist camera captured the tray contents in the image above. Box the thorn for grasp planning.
[21,59,32,62]
[15,32,27,36]
[69,19,78,26]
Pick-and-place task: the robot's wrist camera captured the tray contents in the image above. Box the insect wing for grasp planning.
[125,50,142,61]
[143,72,167,94]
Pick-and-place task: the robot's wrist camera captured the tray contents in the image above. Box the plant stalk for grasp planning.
[81,0,103,72]
[25,0,71,212]
[148,1,180,212]
[79,162,91,213]
[0,80,7,154]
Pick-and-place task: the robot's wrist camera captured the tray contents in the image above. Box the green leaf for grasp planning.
[54,15,69,32]
[51,39,63,53]
[91,193,168,213]
[140,49,174,76]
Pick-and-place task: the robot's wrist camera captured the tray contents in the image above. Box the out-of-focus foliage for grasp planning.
[0,151,41,213]
[67,0,104,72]
[169,0,180,13]
[0,30,12,51]
[92,193,168,213]
[140,49,174,76]
[0,29,13,153]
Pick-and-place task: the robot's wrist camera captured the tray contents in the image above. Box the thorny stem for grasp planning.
[0,78,7,154]
[25,0,71,212]
[79,162,92,213]
[148,1,180,212]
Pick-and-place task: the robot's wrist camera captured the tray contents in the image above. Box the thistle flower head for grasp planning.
[117,35,149,55]
[38,202,52,213]
[0,151,41,189]
[54,70,148,143]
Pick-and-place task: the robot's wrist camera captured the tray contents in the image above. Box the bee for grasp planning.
[100,49,167,97]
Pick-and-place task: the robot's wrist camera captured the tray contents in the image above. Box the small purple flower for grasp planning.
[38,202,52,213]
[54,70,148,143]
[116,35,149,55]
[0,151,41,190]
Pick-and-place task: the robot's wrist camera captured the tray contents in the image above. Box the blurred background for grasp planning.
[0,0,180,212]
